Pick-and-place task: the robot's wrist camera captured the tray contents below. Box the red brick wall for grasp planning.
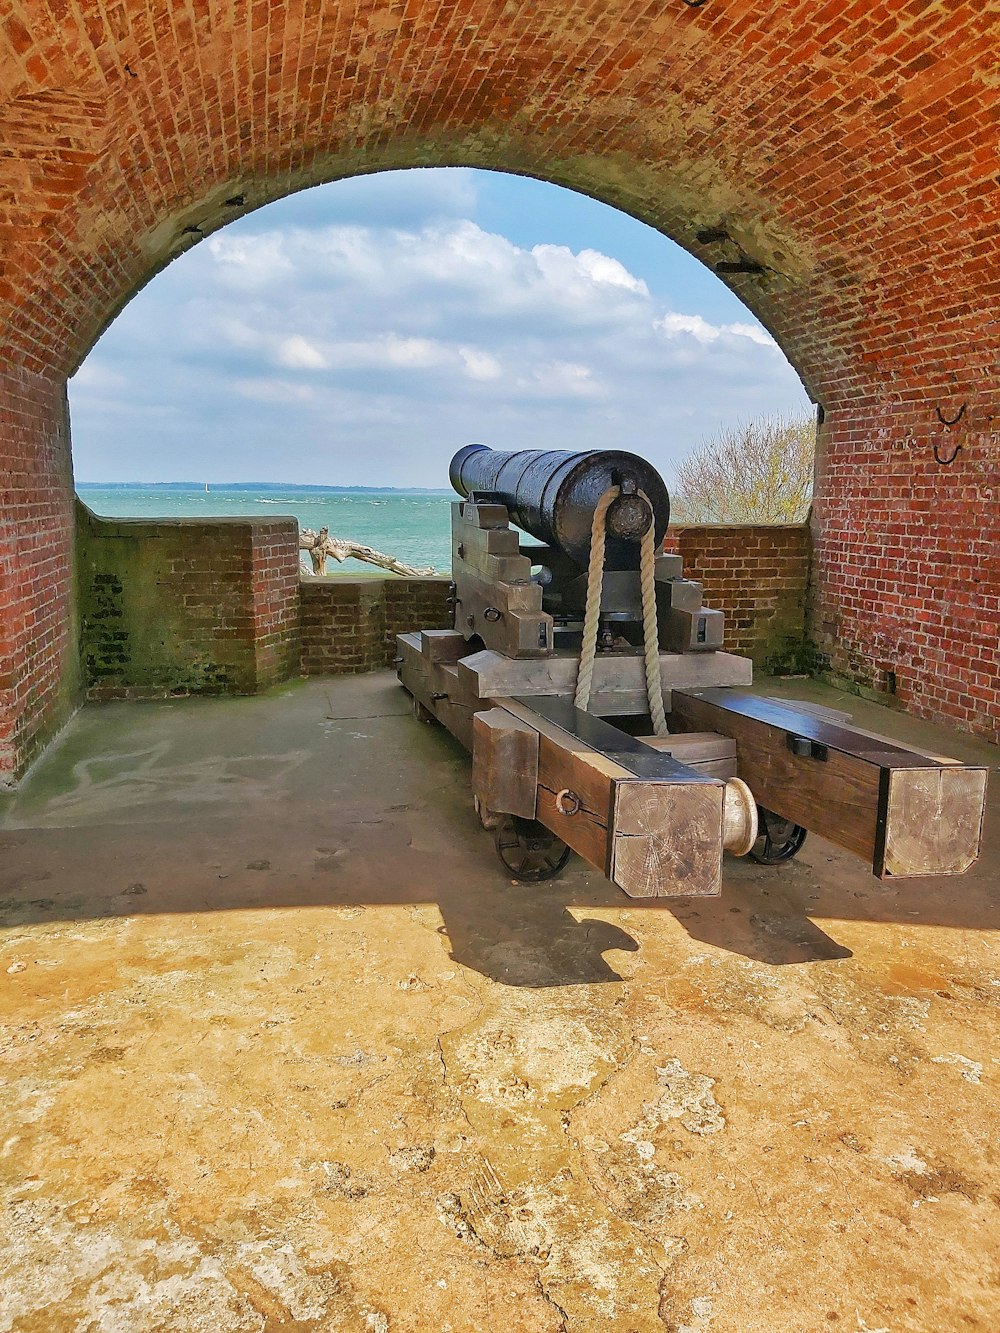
[77,505,300,700]
[812,408,1000,739]
[0,370,78,784]
[0,1,998,770]
[663,525,811,670]
[300,576,452,675]
[251,526,302,689]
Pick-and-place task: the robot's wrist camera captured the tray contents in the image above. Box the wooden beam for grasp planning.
[472,709,539,819]
[499,696,724,897]
[670,688,988,878]
[457,648,753,716]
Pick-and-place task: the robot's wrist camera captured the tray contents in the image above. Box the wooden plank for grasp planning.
[501,696,724,897]
[461,501,509,529]
[452,505,520,555]
[472,709,539,820]
[397,634,477,750]
[881,767,988,877]
[420,629,467,664]
[671,688,988,877]
[636,732,737,763]
[761,696,854,726]
[611,781,723,898]
[458,648,753,714]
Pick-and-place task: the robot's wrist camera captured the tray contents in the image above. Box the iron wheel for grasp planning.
[749,807,808,864]
[495,815,571,882]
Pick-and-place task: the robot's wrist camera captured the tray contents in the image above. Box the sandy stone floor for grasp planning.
[0,672,998,1332]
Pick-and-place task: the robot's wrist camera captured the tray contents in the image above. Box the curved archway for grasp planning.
[1,2,997,778]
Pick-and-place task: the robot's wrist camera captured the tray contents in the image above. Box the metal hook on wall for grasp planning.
[932,441,963,466]
[682,0,709,7]
[935,402,966,427]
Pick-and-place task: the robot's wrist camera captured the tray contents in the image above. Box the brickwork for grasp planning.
[77,505,300,700]
[300,576,452,676]
[0,1,998,773]
[663,525,811,671]
[0,369,78,783]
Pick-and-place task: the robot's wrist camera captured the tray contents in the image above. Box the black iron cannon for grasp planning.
[449,443,671,570]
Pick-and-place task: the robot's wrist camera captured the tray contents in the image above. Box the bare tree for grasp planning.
[671,413,816,524]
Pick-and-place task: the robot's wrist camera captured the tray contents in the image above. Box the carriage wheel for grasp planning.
[495,816,571,882]
[748,807,808,864]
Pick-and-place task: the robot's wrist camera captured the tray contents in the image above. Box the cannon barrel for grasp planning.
[449,444,671,567]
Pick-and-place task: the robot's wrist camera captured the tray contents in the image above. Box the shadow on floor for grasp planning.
[1,672,996,984]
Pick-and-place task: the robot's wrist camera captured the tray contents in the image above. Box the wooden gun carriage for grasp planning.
[398,445,988,896]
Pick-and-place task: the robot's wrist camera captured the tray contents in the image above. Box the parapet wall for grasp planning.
[77,504,301,699]
[300,576,453,675]
[75,513,809,705]
[663,524,811,672]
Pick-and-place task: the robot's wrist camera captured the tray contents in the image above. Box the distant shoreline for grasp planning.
[76,482,451,494]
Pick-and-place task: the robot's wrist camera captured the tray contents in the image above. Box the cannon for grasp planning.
[397,445,988,895]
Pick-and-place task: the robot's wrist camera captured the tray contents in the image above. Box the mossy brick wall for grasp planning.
[2,2,999,776]
[662,525,811,672]
[77,504,300,700]
[300,576,452,675]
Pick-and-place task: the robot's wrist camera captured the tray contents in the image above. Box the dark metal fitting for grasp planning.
[483,607,502,622]
[787,734,827,761]
[935,402,966,427]
[716,259,765,274]
[555,789,582,817]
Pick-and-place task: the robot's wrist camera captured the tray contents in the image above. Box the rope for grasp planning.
[573,487,617,714]
[638,489,668,735]
[574,486,668,735]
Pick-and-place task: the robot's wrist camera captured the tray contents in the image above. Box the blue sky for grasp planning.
[69,167,811,488]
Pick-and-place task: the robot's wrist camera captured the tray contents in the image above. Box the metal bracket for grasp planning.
[787,734,828,761]
[935,402,966,427]
[933,441,963,466]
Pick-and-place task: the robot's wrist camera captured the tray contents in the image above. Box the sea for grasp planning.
[77,484,455,575]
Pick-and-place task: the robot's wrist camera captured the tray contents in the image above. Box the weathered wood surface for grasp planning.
[637,731,738,780]
[500,696,724,898]
[301,526,435,577]
[420,629,468,664]
[458,648,753,716]
[660,605,725,653]
[472,708,539,820]
[882,767,987,877]
[397,633,475,749]
[451,504,554,658]
[611,781,723,898]
[671,688,988,878]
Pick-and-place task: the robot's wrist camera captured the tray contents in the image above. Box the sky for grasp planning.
[68,167,812,489]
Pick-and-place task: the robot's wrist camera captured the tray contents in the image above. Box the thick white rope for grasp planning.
[638,489,668,736]
[574,486,668,735]
[573,487,616,714]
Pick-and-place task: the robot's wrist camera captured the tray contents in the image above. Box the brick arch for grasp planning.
[1,1,998,780]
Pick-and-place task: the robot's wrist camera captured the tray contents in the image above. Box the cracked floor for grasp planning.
[1,671,998,1332]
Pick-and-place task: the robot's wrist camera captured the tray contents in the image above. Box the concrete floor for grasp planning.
[0,672,998,1333]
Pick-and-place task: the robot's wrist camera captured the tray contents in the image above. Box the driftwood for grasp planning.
[300,527,436,578]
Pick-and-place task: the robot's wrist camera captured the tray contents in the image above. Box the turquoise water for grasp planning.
[77,486,454,575]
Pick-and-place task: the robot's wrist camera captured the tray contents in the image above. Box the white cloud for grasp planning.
[69,177,809,486]
[459,348,502,381]
[277,335,328,369]
[655,312,776,347]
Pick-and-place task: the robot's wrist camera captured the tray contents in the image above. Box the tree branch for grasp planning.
[300,527,437,578]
